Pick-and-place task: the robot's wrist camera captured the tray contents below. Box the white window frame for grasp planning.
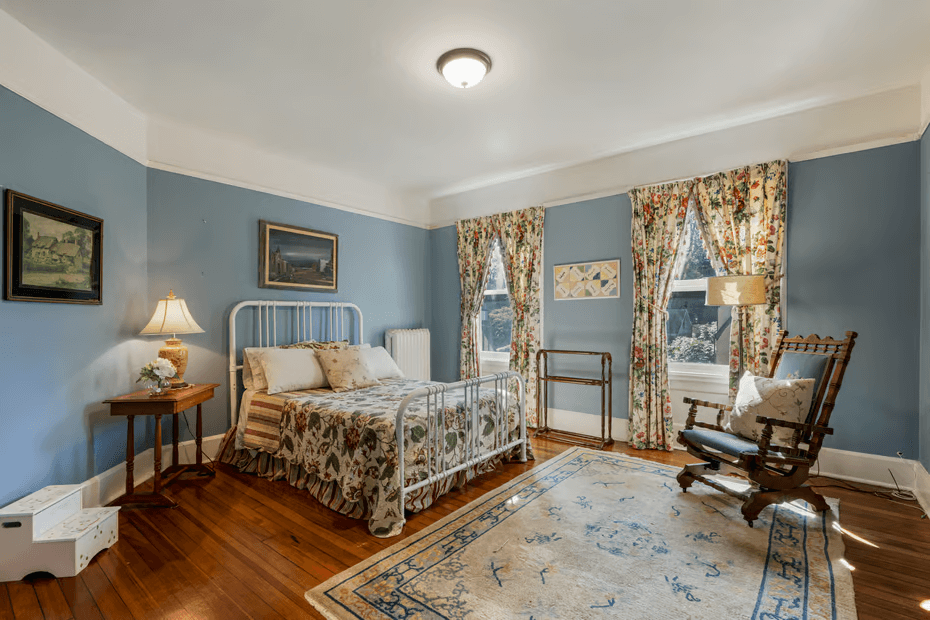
[476,284,511,371]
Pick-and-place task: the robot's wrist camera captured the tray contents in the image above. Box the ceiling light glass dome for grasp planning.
[437,48,491,89]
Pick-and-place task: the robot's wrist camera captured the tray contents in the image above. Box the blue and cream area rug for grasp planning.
[307,448,857,619]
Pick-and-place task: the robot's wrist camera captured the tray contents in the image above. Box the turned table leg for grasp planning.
[172,413,179,467]
[125,415,135,495]
[196,403,203,466]
[154,414,163,494]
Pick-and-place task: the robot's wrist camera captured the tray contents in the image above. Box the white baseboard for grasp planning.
[542,408,629,442]
[814,447,916,491]
[545,409,921,492]
[915,462,930,515]
[79,434,225,508]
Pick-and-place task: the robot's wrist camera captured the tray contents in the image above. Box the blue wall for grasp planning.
[427,196,634,418]
[921,126,930,471]
[0,87,431,506]
[428,225,461,383]
[0,87,150,507]
[787,144,920,458]
[542,195,633,419]
[146,170,430,440]
[428,145,922,458]
[2,79,927,508]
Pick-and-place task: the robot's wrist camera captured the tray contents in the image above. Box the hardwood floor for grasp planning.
[3,439,929,619]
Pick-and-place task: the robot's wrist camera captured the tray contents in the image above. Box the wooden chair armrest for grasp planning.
[682,397,732,431]
[683,397,733,411]
[754,416,834,436]
[753,416,832,459]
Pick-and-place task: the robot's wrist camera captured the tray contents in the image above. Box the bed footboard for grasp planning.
[395,371,527,514]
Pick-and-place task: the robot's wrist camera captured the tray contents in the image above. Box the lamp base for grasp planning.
[158,337,188,385]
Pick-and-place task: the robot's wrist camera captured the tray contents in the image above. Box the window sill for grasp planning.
[668,363,729,393]
[480,354,510,375]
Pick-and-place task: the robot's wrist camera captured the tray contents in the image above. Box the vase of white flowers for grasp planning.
[138,358,179,395]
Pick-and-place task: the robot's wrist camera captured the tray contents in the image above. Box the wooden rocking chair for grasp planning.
[676,330,857,526]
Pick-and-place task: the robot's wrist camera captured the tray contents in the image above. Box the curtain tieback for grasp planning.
[647,301,669,316]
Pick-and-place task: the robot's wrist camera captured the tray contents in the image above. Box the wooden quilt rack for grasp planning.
[534,349,614,450]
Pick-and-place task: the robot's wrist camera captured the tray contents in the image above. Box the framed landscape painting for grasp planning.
[4,190,103,304]
[258,220,338,292]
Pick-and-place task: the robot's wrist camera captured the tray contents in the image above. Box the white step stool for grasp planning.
[0,485,119,582]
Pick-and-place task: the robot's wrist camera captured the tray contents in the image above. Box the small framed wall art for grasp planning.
[259,220,338,292]
[554,259,619,300]
[4,190,103,304]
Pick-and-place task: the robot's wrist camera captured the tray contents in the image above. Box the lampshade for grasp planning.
[437,48,491,89]
[705,275,766,306]
[140,290,204,336]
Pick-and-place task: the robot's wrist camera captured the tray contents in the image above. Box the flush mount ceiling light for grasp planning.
[437,48,491,89]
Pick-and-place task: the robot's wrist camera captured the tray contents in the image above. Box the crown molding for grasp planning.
[921,66,930,136]
[1,7,925,232]
[0,8,430,229]
[0,9,147,164]
[146,118,430,229]
[148,161,429,230]
[429,86,923,227]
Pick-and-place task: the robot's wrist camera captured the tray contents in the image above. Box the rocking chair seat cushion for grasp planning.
[680,427,784,458]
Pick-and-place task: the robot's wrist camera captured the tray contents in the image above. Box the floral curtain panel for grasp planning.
[693,161,787,399]
[455,207,545,427]
[455,218,496,380]
[497,207,545,427]
[629,182,693,451]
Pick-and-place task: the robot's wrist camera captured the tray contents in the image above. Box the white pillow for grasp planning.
[350,343,372,350]
[242,347,277,390]
[260,348,329,395]
[726,372,816,447]
[316,348,381,392]
[363,346,405,380]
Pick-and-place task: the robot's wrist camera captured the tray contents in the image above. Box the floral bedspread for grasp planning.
[267,379,522,537]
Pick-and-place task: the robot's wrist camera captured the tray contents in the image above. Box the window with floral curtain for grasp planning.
[456,206,545,427]
[692,161,787,399]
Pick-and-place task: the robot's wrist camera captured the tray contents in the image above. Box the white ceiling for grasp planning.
[2,0,930,204]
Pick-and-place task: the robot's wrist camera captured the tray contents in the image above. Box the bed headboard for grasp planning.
[227,300,363,424]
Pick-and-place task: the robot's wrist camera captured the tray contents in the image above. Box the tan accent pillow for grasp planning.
[280,340,349,351]
[260,348,329,395]
[726,372,816,447]
[316,349,381,392]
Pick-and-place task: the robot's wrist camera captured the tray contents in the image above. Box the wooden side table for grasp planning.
[103,383,219,508]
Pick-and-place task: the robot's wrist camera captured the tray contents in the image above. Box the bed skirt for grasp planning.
[216,427,526,534]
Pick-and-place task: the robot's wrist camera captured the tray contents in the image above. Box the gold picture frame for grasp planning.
[258,220,338,292]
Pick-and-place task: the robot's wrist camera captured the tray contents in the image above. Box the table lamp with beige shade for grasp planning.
[140,290,204,387]
[705,274,766,377]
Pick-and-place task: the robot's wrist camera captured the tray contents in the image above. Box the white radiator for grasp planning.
[385,328,431,381]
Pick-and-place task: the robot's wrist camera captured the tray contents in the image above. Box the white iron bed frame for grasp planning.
[228,300,527,514]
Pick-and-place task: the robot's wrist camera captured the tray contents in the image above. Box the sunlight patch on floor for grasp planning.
[832,521,879,548]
